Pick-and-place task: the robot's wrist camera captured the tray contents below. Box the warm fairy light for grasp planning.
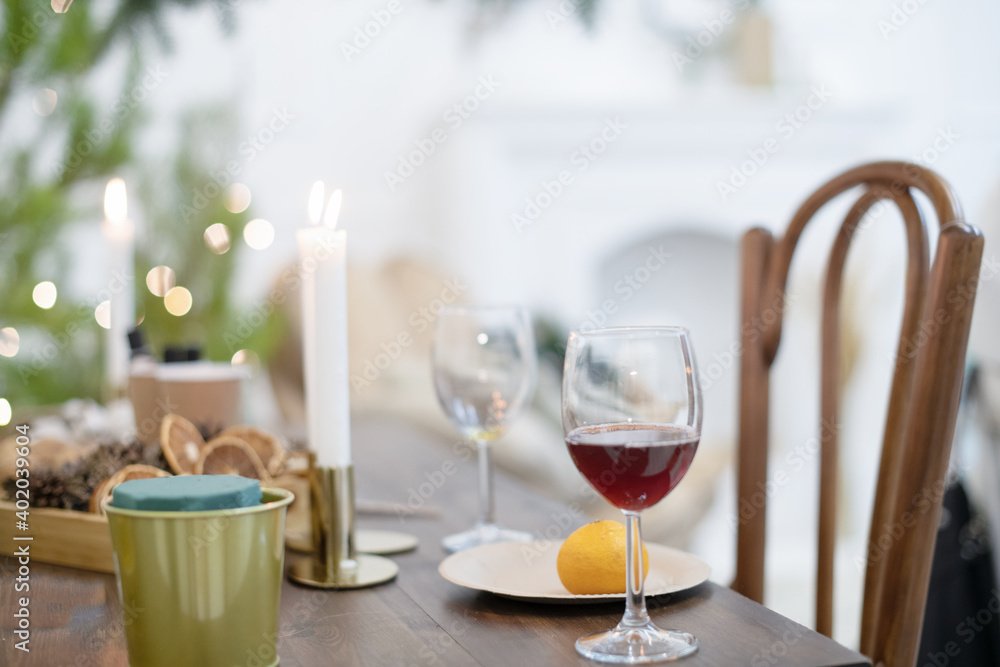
[0,399,10,427]
[101,179,133,244]
[164,286,193,316]
[146,265,176,297]
[308,181,325,225]
[243,219,274,250]
[323,189,343,230]
[231,349,261,377]
[224,183,251,214]
[32,89,57,116]
[33,281,57,309]
[95,300,111,329]
[0,328,19,357]
[104,178,127,223]
[204,223,231,254]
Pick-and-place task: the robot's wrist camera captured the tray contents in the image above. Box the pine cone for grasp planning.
[3,439,170,512]
[33,470,68,509]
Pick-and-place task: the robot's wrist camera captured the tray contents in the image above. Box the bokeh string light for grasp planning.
[95,301,111,329]
[32,88,57,116]
[0,328,19,358]
[243,219,274,250]
[164,286,193,316]
[224,183,252,213]
[32,281,57,309]
[231,349,261,377]
[204,223,231,254]
[146,265,176,297]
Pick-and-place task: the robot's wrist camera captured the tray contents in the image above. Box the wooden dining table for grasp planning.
[1,415,871,666]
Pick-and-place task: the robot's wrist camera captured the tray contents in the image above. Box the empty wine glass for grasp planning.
[562,326,702,663]
[433,305,538,553]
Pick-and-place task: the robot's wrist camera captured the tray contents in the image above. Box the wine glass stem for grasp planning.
[622,510,650,628]
[475,439,495,527]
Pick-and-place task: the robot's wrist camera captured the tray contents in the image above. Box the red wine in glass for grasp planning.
[562,327,701,662]
[565,424,699,512]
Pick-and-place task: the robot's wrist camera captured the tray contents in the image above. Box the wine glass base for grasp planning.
[441,523,533,553]
[575,622,697,664]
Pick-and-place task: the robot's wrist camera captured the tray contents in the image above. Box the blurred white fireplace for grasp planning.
[426,94,919,323]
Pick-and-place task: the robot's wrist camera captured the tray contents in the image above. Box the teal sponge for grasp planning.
[113,475,262,511]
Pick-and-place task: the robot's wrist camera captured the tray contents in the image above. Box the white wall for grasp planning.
[119,0,999,306]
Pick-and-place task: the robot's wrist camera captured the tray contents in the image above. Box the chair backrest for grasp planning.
[731,161,984,667]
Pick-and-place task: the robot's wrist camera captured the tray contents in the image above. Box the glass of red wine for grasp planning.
[562,326,701,663]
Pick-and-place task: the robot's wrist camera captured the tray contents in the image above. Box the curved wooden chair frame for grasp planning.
[731,161,984,667]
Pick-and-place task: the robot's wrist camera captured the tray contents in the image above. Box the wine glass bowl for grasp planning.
[562,326,701,663]
[433,306,538,552]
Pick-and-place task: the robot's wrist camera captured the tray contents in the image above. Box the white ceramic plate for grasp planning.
[438,540,711,604]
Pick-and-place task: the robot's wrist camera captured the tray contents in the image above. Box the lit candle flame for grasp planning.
[323,188,343,230]
[307,180,325,226]
[104,178,127,223]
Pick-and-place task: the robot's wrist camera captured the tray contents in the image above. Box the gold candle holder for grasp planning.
[289,463,398,589]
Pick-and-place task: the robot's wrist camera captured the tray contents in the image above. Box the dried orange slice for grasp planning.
[89,464,172,514]
[195,437,270,481]
[160,414,205,475]
[216,425,286,477]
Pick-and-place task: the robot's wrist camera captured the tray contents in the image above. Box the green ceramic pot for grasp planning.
[104,487,294,667]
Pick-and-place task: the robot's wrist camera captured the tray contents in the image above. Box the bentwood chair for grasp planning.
[731,161,984,667]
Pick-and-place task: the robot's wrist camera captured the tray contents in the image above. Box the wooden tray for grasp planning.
[0,476,309,574]
[0,501,116,573]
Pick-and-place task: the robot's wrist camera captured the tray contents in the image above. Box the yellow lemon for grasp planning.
[557,520,650,595]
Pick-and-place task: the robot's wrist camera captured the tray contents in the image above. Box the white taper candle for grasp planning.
[296,184,351,467]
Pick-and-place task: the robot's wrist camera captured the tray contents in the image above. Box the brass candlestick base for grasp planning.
[288,464,398,589]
